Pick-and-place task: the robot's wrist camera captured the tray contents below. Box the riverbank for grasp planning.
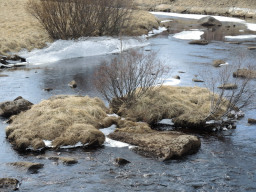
[134,0,256,19]
[0,0,159,56]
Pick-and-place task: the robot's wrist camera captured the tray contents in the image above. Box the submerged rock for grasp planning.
[109,130,201,161]
[189,40,208,45]
[68,80,77,88]
[9,162,44,173]
[115,158,131,166]
[198,16,222,27]
[173,75,180,79]
[248,118,256,124]
[48,156,78,165]
[192,78,204,82]
[0,96,33,118]
[218,84,238,90]
[0,178,20,191]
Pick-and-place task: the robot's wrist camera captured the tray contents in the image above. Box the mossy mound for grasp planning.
[112,86,228,128]
[6,95,107,151]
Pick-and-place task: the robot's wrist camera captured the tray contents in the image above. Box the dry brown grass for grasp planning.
[6,95,107,151]
[113,86,228,128]
[0,0,51,55]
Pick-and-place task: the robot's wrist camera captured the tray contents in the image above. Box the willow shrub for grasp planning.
[27,0,132,40]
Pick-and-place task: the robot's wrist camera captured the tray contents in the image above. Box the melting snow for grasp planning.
[172,30,204,40]
[225,35,256,41]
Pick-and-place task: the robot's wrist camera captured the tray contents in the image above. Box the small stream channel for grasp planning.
[0,14,256,191]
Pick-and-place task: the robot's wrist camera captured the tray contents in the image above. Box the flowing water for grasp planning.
[0,14,256,191]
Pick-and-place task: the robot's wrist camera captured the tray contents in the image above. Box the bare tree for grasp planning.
[27,0,133,39]
[94,50,169,111]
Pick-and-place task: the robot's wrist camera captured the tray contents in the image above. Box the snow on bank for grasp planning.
[151,12,256,32]
[172,30,204,40]
[225,35,256,42]
[20,36,149,64]
[146,27,167,37]
[100,124,134,148]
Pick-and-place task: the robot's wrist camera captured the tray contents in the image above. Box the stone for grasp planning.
[189,40,208,45]
[48,156,78,165]
[198,16,222,27]
[213,59,225,67]
[0,96,33,118]
[0,178,20,191]
[155,4,172,12]
[109,131,201,161]
[248,47,256,50]
[248,118,256,124]
[192,78,204,82]
[68,80,77,88]
[173,75,180,79]
[43,88,53,92]
[115,158,131,166]
[233,68,256,78]
[218,84,238,90]
[9,162,44,173]
[6,55,26,62]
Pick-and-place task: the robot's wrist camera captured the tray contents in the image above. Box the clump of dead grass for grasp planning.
[6,95,107,151]
[112,86,228,128]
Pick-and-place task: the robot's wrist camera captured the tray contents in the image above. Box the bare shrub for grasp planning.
[27,0,133,39]
[93,50,169,111]
[200,56,256,121]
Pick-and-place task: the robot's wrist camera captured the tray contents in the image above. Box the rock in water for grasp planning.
[9,162,44,173]
[189,40,208,45]
[109,131,201,161]
[115,158,131,166]
[213,59,226,67]
[198,16,222,27]
[0,178,20,191]
[0,96,33,118]
[68,80,77,88]
[248,118,256,124]
[218,84,238,90]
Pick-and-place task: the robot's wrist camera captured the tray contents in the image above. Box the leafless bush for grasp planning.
[94,50,169,110]
[27,0,132,39]
[200,55,256,121]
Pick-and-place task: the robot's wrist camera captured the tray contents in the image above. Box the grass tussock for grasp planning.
[6,95,107,151]
[113,86,228,128]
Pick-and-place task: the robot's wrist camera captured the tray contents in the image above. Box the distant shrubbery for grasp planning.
[27,0,132,39]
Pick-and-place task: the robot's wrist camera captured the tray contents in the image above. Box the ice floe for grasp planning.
[158,119,174,126]
[146,27,167,37]
[172,30,204,40]
[225,35,256,42]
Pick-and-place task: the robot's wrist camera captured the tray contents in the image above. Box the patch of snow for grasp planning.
[60,142,85,149]
[151,12,256,32]
[162,78,181,86]
[20,36,149,64]
[246,23,256,31]
[158,119,174,125]
[43,140,52,147]
[151,12,245,22]
[100,124,134,148]
[239,30,245,32]
[172,30,204,40]
[146,27,167,37]
[107,114,119,118]
[220,62,229,66]
[100,124,117,135]
[161,20,173,23]
[225,35,256,42]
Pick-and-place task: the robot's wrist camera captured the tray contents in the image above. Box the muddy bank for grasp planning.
[135,0,256,18]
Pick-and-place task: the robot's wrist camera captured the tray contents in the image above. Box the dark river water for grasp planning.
[1,15,256,192]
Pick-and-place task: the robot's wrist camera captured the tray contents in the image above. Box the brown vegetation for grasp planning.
[27,0,133,39]
[110,86,228,128]
[6,95,107,151]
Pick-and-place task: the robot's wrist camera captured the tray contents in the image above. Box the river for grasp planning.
[0,13,256,191]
